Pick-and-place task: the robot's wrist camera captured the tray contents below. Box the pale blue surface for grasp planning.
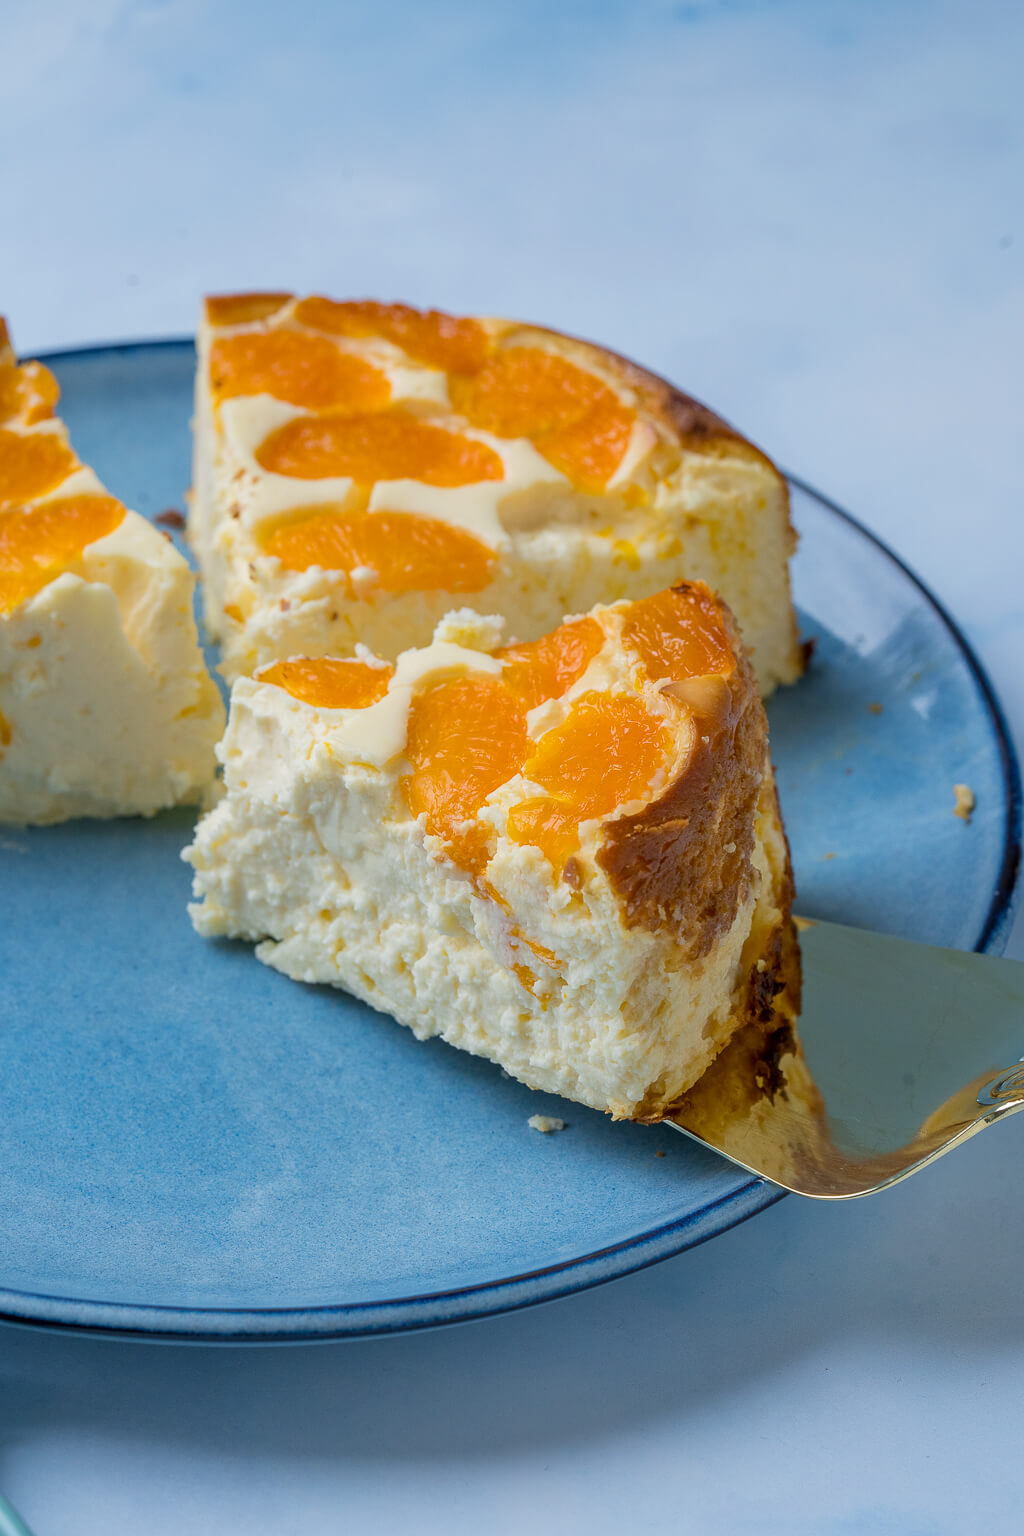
[0,341,1016,1341]
[2,0,1023,1531]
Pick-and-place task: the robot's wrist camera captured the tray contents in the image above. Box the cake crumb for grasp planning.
[528,1114,566,1134]
[868,702,883,715]
[655,1150,666,1158]
[793,915,816,932]
[953,783,975,821]
[155,508,186,529]
[823,851,836,861]
[562,857,582,890]
[434,609,507,652]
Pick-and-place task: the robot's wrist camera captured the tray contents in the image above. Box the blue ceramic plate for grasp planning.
[0,342,1019,1341]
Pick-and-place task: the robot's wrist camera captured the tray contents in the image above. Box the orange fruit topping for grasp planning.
[622,584,735,683]
[507,692,669,871]
[449,346,635,492]
[256,409,504,487]
[403,674,528,874]
[450,347,607,438]
[294,298,489,375]
[0,494,126,614]
[258,656,393,710]
[538,397,635,493]
[205,292,293,327]
[504,799,581,876]
[498,615,605,711]
[263,508,495,594]
[0,428,77,511]
[0,360,60,426]
[210,331,391,413]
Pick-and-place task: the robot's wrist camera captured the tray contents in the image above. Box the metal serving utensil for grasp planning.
[667,919,1024,1199]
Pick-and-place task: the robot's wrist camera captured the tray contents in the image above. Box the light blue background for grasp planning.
[1,1,1022,1532]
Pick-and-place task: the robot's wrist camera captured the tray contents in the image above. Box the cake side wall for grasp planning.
[0,572,221,823]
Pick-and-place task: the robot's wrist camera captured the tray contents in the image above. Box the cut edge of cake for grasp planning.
[0,316,226,825]
[184,581,800,1121]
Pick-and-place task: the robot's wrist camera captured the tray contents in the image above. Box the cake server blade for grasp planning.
[667,919,1024,1199]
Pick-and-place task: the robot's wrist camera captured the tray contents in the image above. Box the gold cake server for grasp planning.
[668,919,1024,1199]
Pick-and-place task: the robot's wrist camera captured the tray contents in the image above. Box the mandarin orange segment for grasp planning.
[0,361,60,426]
[264,508,495,594]
[0,494,126,614]
[0,364,23,425]
[498,615,605,712]
[210,331,391,413]
[525,692,670,819]
[294,298,489,375]
[505,798,581,873]
[536,398,635,493]
[448,346,635,490]
[622,583,735,683]
[258,656,393,710]
[256,409,504,487]
[449,347,606,437]
[403,674,528,872]
[507,692,670,872]
[205,292,293,327]
[0,428,77,511]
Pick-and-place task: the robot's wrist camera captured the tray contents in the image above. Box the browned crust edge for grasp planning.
[597,584,767,957]
[491,316,804,685]
[499,317,777,471]
[633,911,804,1127]
[209,295,789,486]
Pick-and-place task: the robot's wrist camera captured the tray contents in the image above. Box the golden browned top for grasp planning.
[202,293,790,496]
[497,317,782,477]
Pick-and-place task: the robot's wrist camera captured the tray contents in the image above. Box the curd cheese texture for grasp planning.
[191,294,803,695]
[185,584,799,1121]
[0,318,225,824]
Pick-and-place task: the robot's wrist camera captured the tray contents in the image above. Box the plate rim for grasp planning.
[784,471,1021,954]
[3,339,1019,1343]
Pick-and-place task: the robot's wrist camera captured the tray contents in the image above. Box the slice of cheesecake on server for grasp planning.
[191,293,802,696]
[0,318,224,824]
[184,582,799,1121]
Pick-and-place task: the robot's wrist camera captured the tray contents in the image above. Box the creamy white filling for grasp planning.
[1,405,224,823]
[246,635,502,773]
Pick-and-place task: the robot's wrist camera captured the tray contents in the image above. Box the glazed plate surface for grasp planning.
[0,341,1018,1340]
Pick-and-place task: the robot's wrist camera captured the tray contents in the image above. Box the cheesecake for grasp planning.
[0,318,225,824]
[191,293,802,696]
[184,582,799,1121]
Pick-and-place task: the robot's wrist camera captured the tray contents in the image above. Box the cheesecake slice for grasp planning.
[191,293,802,696]
[185,582,798,1120]
[0,319,225,824]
